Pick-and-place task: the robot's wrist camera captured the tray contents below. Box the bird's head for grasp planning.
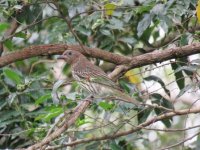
[57,50,83,64]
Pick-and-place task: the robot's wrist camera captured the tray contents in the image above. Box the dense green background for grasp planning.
[0,0,199,149]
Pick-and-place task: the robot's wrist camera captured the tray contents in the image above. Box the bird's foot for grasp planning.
[84,94,94,103]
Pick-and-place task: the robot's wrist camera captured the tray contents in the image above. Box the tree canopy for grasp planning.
[0,0,200,149]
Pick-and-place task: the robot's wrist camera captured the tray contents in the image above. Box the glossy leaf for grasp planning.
[151,93,173,127]
[176,84,194,98]
[171,63,185,90]
[137,14,153,37]
[35,93,51,105]
[3,68,22,84]
[144,75,170,97]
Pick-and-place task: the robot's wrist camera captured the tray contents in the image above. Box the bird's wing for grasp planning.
[72,60,123,91]
[87,65,123,91]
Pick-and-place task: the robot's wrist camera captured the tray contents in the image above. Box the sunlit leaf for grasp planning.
[99,101,115,111]
[35,93,51,105]
[76,117,91,127]
[125,69,141,84]
[35,106,63,122]
[3,68,22,84]
[197,0,200,23]
[104,3,116,16]
[0,22,10,33]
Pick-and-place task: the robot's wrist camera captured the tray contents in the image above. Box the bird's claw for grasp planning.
[85,94,94,103]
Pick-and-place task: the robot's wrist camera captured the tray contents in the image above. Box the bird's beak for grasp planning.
[57,55,66,60]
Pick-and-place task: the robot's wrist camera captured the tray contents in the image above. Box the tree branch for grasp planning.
[46,107,200,149]
[1,43,200,71]
[0,19,19,56]
[27,99,91,150]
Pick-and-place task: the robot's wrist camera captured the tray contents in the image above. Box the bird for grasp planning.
[58,50,140,106]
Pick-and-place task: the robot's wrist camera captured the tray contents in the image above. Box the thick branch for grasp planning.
[1,43,200,70]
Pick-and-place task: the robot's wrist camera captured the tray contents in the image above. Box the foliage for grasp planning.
[0,0,200,149]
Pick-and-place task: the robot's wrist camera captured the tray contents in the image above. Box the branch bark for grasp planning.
[1,43,200,70]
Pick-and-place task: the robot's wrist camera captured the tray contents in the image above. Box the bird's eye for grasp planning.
[68,52,72,55]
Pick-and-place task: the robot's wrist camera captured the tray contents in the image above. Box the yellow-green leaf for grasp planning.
[196,0,200,23]
[125,69,141,84]
[104,3,116,16]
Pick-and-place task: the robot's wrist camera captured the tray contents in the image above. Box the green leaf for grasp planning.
[135,5,154,14]
[104,3,117,16]
[179,34,188,46]
[137,108,151,124]
[151,93,173,127]
[176,84,194,98]
[13,5,23,10]
[100,29,112,36]
[21,104,39,112]
[35,107,63,122]
[52,79,67,104]
[35,93,51,105]
[85,142,101,150]
[107,17,124,30]
[76,26,91,36]
[195,134,200,150]
[118,37,136,44]
[151,4,165,15]
[8,93,17,105]
[0,119,22,128]
[4,39,14,50]
[99,101,115,111]
[110,140,121,150]
[151,93,173,109]
[144,75,170,97]
[174,65,198,73]
[137,14,153,37]
[119,80,130,93]
[76,118,90,127]
[92,19,104,30]
[171,63,185,90]
[0,22,10,33]
[15,32,27,39]
[0,110,21,122]
[3,68,22,84]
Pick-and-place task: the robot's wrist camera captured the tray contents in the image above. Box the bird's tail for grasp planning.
[114,90,142,106]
